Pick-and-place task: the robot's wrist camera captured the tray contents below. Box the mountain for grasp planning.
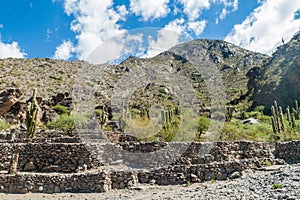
[250,31,300,111]
[5,35,300,128]
[0,39,268,108]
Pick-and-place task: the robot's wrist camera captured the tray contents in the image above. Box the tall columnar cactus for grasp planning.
[225,106,233,122]
[286,106,292,127]
[291,112,296,129]
[161,109,166,124]
[295,100,299,120]
[271,116,278,134]
[271,101,285,135]
[26,88,39,139]
[279,107,285,131]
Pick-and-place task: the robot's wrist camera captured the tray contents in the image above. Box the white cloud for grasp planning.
[177,0,210,21]
[0,36,26,58]
[143,17,206,58]
[144,19,186,58]
[130,0,170,21]
[225,0,300,54]
[117,5,128,21]
[215,0,239,23]
[87,33,144,64]
[54,40,74,60]
[0,24,3,29]
[57,0,126,60]
[188,20,207,36]
[164,18,186,33]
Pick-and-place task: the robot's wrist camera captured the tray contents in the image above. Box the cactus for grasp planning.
[98,106,107,129]
[271,116,278,134]
[291,112,296,128]
[225,106,233,122]
[271,101,286,136]
[295,100,300,120]
[279,107,285,131]
[25,88,39,139]
[286,106,292,127]
[161,109,166,124]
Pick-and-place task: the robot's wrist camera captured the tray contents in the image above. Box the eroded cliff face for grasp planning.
[250,31,300,111]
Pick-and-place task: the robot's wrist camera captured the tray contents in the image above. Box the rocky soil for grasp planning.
[1,164,299,200]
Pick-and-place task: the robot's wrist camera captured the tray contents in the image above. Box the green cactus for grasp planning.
[291,112,296,128]
[161,109,166,124]
[271,101,285,136]
[225,106,233,122]
[271,116,278,134]
[295,100,299,120]
[286,106,292,127]
[279,107,285,131]
[26,88,39,139]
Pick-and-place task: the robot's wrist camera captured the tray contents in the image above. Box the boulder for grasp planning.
[24,161,37,171]
[241,118,259,125]
[0,88,22,116]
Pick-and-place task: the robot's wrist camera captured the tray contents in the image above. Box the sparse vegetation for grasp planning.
[46,113,88,133]
[0,120,10,131]
[272,183,281,189]
[53,104,70,115]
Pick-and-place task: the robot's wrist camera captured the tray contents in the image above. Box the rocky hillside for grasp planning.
[1,36,292,130]
[0,39,269,105]
[250,31,300,111]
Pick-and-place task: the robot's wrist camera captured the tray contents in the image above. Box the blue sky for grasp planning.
[0,0,299,62]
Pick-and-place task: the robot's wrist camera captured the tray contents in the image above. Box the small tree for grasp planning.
[198,116,210,137]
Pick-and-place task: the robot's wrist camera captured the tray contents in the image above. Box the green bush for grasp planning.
[0,120,10,131]
[46,113,88,133]
[198,116,210,137]
[272,183,281,189]
[221,118,273,142]
[254,105,265,112]
[53,104,70,115]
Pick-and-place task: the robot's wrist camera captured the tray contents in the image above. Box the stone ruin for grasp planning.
[0,88,299,193]
[0,129,299,194]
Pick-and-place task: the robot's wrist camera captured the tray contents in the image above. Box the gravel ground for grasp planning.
[1,164,299,200]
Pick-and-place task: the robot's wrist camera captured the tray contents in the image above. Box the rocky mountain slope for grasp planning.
[250,31,300,111]
[0,39,268,107]
[1,32,300,129]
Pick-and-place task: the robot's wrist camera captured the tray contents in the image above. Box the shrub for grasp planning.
[46,113,88,133]
[272,183,281,189]
[0,120,10,131]
[53,104,70,115]
[198,116,210,137]
[186,181,191,187]
[254,105,265,112]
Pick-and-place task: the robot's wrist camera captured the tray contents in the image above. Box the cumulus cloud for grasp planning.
[0,38,26,58]
[54,40,74,60]
[130,0,170,21]
[57,0,126,60]
[144,19,189,58]
[215,0,239,24]
[177,0,210,21]
[87,33,144,64]
[188,20,207,36]
[225,0,300,54]
[117,5,128,21]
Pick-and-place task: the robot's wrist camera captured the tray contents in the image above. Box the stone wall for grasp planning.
[0,140,299,193]
[0,143,102,172]
[275,141,300,164]
[0,172,110,193]
[0,171,139,193]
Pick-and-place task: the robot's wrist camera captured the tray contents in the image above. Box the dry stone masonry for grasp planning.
[0,131,299,193]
